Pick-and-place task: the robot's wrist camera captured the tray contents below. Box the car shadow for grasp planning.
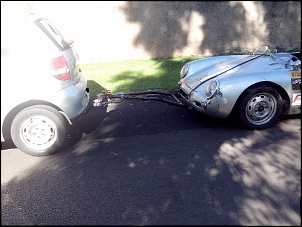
[1,139,17,150]
[62,100,109,150]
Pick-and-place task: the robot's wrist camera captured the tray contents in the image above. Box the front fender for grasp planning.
[190,71,292,119]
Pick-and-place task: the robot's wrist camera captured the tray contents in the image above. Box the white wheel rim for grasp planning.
[19,116,58,151]
[245,93,277,126]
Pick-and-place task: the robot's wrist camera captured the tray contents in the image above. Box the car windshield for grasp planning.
[253,46,268,55]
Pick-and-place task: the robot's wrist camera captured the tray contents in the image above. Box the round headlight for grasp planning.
[205,80,220,99]
[180,63,189,78]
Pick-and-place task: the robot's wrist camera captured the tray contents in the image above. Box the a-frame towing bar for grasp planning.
[93,90,191,109]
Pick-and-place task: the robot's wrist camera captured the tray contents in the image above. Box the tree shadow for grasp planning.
[2,98,300,225]
[119,1,300,58]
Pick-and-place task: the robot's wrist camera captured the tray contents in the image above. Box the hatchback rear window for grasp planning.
[36,19,70,51]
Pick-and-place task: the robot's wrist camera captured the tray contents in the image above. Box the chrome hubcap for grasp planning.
[246,93,277,125]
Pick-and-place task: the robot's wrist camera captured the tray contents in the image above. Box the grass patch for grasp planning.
[81,56,202,98]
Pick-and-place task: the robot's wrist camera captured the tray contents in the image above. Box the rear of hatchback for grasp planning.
[1,16,90,156]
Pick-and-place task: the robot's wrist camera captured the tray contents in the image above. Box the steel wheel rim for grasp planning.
[245,93,277,125]
[19,116,57,150]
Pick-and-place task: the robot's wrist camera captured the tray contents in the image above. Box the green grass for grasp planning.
[80,56,202,98]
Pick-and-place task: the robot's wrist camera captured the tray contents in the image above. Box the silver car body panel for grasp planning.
[1,17,90,142]
[179,53,301,119]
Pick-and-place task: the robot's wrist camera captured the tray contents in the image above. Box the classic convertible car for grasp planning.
[178,46,301,129]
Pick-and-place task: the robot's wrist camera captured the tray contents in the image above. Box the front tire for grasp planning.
[239,86,282,130]
[11,105,68,156]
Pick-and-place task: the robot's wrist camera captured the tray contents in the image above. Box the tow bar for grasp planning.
[93,90,191,109]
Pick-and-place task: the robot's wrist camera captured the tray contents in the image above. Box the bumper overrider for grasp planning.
[178,80,209,109]
[178,79,228,119]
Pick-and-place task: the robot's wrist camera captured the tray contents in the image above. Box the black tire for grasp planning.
[239,86,283,130]
[11,105,68,156]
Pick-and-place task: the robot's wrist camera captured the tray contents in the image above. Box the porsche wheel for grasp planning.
[11,105,68,156]
[239,86,282,130]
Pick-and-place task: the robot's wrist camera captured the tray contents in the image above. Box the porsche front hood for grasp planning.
[182,54,260,89]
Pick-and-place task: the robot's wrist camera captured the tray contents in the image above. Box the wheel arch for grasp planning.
[2,100,71,141]
[232,81,290,116]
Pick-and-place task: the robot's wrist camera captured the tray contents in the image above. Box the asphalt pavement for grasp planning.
[1,97,301,225]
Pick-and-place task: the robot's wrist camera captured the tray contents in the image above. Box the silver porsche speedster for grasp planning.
[178,46,301,129]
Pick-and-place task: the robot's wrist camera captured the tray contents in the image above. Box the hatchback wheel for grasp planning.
[239,86,283,130]
[11,105,68,156]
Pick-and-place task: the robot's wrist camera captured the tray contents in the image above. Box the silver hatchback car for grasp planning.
[1,16,91,156]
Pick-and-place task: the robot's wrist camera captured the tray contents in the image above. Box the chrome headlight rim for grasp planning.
[205,79,220,99]
[180,63,189,78]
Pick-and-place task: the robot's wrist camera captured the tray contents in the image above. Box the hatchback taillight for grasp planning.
[49,56,71,80]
